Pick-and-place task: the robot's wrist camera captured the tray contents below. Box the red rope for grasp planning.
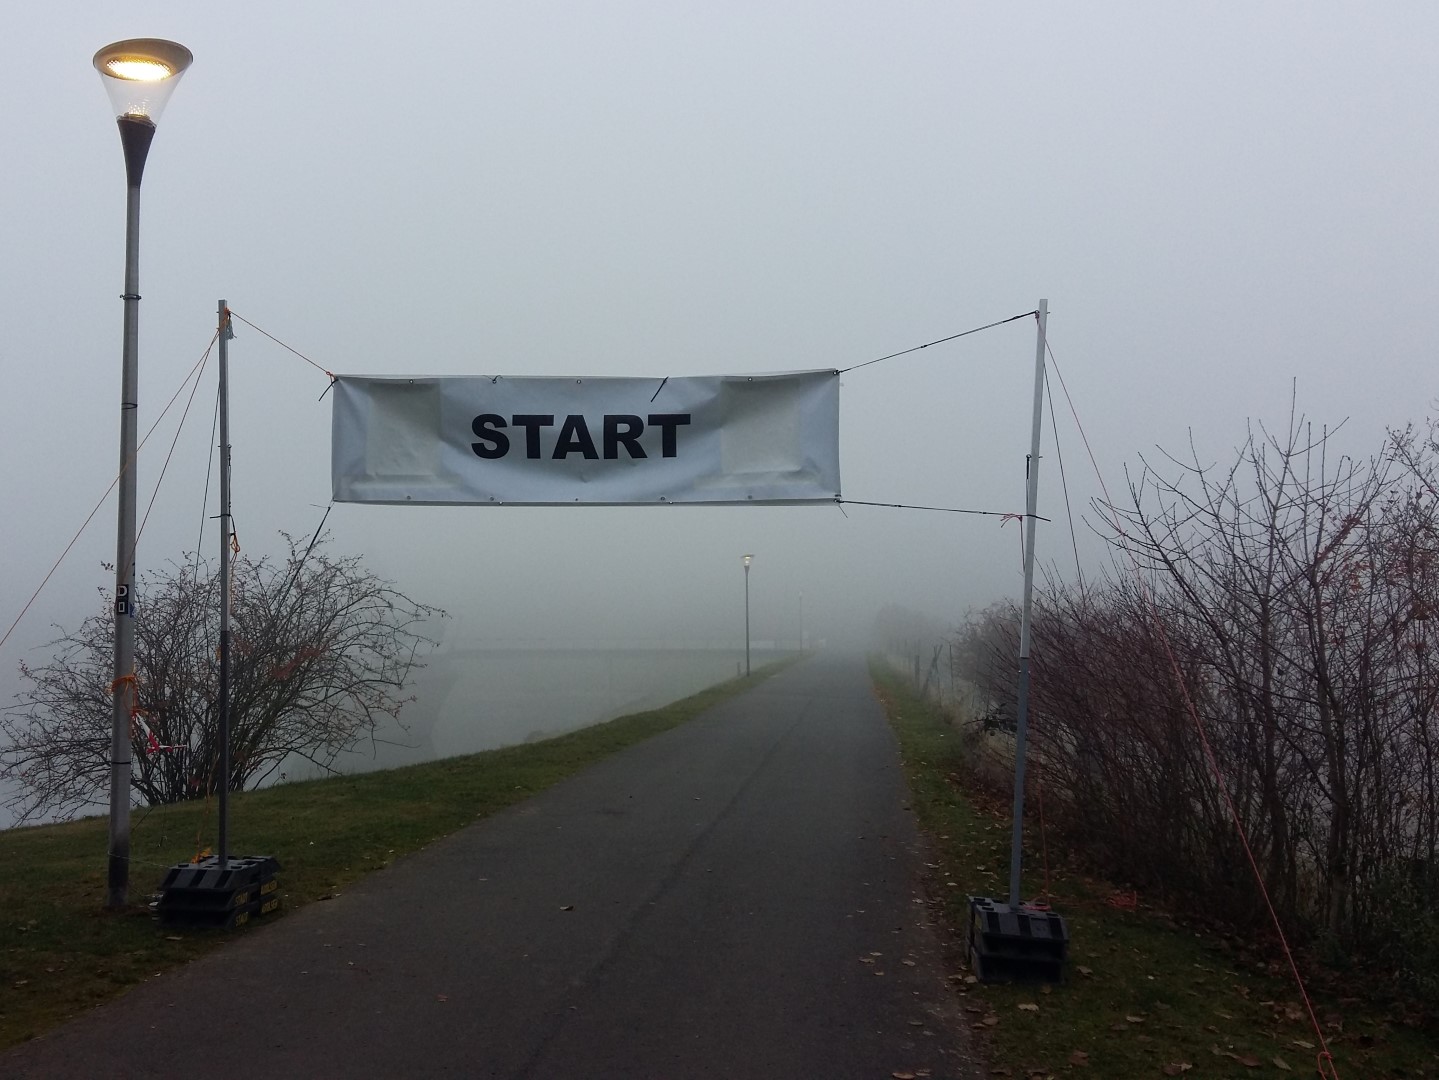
[1045,339,1340,1075]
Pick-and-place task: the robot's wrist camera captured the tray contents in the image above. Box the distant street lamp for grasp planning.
[742,554,754,675]
[94,37,193,910]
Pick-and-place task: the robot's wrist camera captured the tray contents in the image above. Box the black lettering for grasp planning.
[647,413,691,458]
[604,415,647,460]
[511,414,555,459]
[470,414,509,459]
[553,414,599,459]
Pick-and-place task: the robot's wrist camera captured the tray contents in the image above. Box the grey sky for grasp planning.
[3,2,1437,674]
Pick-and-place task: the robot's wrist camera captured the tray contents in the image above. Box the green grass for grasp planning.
[0,660,792,1049]
[870,659,1439,1079]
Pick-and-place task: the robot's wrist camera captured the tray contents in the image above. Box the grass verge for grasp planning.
[0,660,793,1050]
[871,659,1439,1079]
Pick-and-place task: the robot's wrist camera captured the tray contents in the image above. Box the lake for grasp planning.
[0,644,782,830]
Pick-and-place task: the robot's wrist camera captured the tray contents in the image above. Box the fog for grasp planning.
[4,4,1438,822]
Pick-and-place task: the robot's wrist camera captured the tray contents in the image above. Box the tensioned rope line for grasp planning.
[837,311,1038,374]
[1044,368,1085,588]
[134,337,216,559]
[1044,341,1340,1080]
[0,331,220,658]
[836,498,1050,521]
[193,387,221,582]
[227,310,333,381]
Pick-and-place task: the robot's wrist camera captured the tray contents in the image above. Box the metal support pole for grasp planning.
[108,117,155,910]
[744,563,751,675]
[1007,298,1048,908]
[217,300,233,867]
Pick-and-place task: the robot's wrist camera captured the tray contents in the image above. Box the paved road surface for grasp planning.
[2,654,980,1079]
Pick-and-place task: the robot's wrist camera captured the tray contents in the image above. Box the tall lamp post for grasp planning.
[742,554,753,675]
[94,38,192,910]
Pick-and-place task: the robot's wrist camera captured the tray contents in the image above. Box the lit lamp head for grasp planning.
[93,38,192,125]
[743,554,753,569]
[94,38,192,186]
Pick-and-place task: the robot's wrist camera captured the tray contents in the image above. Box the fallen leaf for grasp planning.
[891,1073,916,1079]
[1076,965,1093,977]
[436,994,448,1002]
[1237,1055,1261,1067]
[1273,1056,1291,1071]
[1161,1064,1192,1076]
[983,1014,1001,1027]
[1125,1014,1145,1023]
[1017,1003,1040,1012]
[560,904,575,911]
[1291,1039,1314,1050]
[1067,1050,1089,1066]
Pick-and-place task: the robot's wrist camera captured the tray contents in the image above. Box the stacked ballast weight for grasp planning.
[967,896,1069,982]
[156,855,281,929]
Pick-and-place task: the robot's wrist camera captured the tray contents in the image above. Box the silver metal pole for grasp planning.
[108,117,155,910]
[1007,298,1048,908]
[217,301,233,867]
[744,563,751,675]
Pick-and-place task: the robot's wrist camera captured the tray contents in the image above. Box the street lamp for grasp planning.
[94,37,192,910]
[742,554,753,675]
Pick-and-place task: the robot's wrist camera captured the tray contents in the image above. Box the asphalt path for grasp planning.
[2,653,981,1079]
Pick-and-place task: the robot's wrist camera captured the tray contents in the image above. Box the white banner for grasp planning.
[331,371,840,506]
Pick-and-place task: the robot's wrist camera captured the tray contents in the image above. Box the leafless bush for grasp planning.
[1,534,442,824]
[958,410,1439,993]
